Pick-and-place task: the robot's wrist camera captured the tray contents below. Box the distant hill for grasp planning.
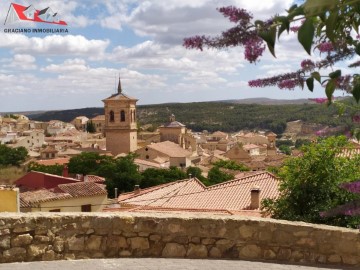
[24,98,355,134]
[221,98,313,105]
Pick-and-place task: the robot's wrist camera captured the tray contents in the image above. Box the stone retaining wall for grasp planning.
[0,212,359,266]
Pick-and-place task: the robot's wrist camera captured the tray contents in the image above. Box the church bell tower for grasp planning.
[102,77,138,156]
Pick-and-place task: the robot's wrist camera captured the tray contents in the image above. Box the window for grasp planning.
[49,209,60,212]
[130,110,133,122]
[145,155,149,160]
[109,111,114,122]
[120,110,125,122]
[133,110,136,122]
[81,204,91,212]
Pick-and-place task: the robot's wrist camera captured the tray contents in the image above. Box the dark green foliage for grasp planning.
[68,152,113,175]
[278,145,292,155]
[186,166,209,185]
[86,121,96,133]
[0,145,28,166]
[28,99,354,134]
[262,136,360,227]
[207,167,234,185]
[103,155,142,198]
[275,140,294,148]
[140,167,187,188]
[295,138,311,148]
[28,162,64,176]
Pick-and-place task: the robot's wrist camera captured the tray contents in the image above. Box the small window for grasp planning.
[120,110,125,122]
[81,204,91,212]
[109,111,114,122]
[145,155,149,160]
[145,148,148,151]
[49,209,60,212]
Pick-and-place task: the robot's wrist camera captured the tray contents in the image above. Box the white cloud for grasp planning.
[3,54,37,70]
[0,33,109,59]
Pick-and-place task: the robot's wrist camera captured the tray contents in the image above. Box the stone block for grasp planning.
[186,243,208,258]
[34,235,50,243]
[107,235,128,249]
[3,247,26,261]
[0,229,10,236]
[149,234,161,242]
[67,236,84,251]
[209,247,222,258]
[277,248,292,261]
[239,244,261,259]
[128,237,149,250]
[328,254,341,264]
[11,234,33,247]
[42,250,56,261]
[239,225,256,239]
[162,243,186,258]
[53,238,64,253]
[119,250,132,257]
[28,244,47,257]
[342,255,358,265]
[201,238,215,245]
[85,235,102,251]
[0,236,10,249]
[264,249,276,260]
[13,226,33,233]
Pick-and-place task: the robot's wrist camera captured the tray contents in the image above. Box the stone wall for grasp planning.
[0,212,359,266]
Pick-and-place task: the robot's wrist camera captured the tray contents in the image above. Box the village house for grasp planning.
[20,182,108,213]
[91,115,106,135]
[135,140,193,168]
[71,116,89,131]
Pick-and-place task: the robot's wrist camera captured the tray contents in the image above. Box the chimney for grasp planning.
[250,185,261,209]
[134,185,140,194]
[62,165,69,178]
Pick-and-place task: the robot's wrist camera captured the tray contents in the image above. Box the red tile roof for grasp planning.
[85,175,106,183]
[36,157,70,166]
[57,182,107,197]
[118,172,279,214]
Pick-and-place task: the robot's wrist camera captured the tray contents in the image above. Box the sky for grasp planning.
[0,0,352,112]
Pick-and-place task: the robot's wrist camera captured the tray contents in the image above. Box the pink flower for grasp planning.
[318,42,334,53]
[244,37,266,63]
[301,59,315,71]
[308,97,332,104]
[353,115,360,123]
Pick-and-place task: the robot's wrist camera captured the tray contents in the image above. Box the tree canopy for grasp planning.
[0,144,28,167]
[262,136,360,227]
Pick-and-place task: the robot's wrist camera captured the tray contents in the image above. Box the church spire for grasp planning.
[117,74,122,94]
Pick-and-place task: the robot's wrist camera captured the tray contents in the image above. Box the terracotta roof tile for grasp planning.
[57,182,107,197]
[85,175,105,183]
[36,157,70,166]
[145,141,192,157]
[20,189,72,207]
[119,172,279,213]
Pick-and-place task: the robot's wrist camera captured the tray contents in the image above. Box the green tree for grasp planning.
[295,139,311,149]
[140,167,187,188]
[28,162,64,176]
[186,166,209,185]
[68,152,112,175]
[262,136,360,227]
[278,145,291,155]
[0,145,28,166]
[86,120,96,133]
[207,167,234,185]
[102,154,143,198]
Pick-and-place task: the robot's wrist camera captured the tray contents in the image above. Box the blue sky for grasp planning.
[0,0,351,112]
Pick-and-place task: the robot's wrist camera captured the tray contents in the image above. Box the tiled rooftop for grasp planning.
[146,141,192,157]
[119,172,279,213]
[57,182,107,197]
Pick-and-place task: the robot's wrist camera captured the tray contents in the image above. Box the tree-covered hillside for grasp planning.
[28,100,353,134]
